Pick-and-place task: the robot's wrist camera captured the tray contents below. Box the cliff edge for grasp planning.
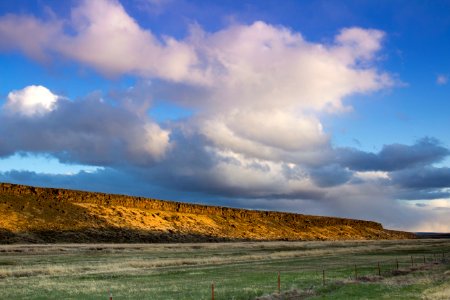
[0,183,415,243]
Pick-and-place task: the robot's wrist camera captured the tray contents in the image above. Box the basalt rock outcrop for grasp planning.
[0,183,415,243]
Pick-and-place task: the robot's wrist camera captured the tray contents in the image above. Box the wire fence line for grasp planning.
[252,252,442,298]
[103,251,449,300]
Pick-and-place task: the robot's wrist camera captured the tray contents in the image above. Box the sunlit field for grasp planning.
[0,239,449,299]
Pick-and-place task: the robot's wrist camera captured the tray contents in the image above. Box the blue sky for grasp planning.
[0,0,450,231]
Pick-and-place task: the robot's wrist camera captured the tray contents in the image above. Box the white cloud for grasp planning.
[4,85,59,117]
[59,0,197,80]
[199,111,330,164]
[183,22,391,111]
[335,27,384,62]
[0,15,61,61]
[0,86,171,163]
[128,123,171,160]
[3,1,449,231]
[158,21,390,166]
[354,171,390,181]
[0,0,393,194]
[211,150,315,195]
[0,1,391,93]
[436,74,448,85]
[0,0,197,81]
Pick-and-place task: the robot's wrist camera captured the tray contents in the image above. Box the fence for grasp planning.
[105,251,449,300]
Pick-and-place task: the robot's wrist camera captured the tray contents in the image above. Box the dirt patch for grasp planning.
[391,269,411,276]
[357,275,384,282]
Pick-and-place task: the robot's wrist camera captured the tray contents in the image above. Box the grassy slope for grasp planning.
[0,240,449,299]
[0,183,414,243]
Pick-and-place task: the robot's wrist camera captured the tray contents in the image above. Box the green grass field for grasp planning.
[0,239,449,299]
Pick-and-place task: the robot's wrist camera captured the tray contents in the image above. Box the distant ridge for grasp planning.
[415,232,450,239]
[0,182,415,243]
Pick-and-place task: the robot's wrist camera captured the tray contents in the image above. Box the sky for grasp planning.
[0,0,450,232]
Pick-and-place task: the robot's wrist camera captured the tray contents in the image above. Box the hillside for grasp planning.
[0,183,415,243]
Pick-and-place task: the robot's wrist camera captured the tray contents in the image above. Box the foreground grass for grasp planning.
[0,239,449,299]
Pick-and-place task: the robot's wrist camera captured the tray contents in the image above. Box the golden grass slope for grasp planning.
[0,183,415,243]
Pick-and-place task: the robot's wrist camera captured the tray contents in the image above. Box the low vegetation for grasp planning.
[0,239,449,299]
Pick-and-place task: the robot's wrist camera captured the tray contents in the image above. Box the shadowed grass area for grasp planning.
[0,239,449,299]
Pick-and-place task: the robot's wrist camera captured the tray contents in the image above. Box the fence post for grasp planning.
[396,258,399,270]
[377,262,381,276]
[354,265,358,280]
[277,271,281,294]
[423,256,426,264]
[211,282,214,300]
[322,269,325,286]
[411,255,414,267]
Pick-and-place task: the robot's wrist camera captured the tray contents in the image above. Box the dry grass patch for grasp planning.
[422,270,450,299]
[255,288,316,300]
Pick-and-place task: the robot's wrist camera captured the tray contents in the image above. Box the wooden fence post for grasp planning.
[322,269,325,286]
[354,265,358,280]
[423,256,426,264]
[377,262,381,276]
[396,258,399,270]
[277,271,281,294]
[211,282,214,300]
[411,255,414,267]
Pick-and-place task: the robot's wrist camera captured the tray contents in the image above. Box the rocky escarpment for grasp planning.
[0,183,415,243]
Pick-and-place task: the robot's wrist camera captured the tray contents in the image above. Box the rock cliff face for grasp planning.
[0,183,415,243]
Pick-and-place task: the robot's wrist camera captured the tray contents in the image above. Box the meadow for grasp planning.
[0,239,449,299]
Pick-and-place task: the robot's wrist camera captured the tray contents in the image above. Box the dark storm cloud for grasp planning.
[337,137,449,171]
[131,130,223,193]
[259,190,327,201]
[309,164,353,187]
[391,167,450,189]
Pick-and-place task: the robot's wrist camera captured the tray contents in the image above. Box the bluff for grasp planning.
[0,183,415,243]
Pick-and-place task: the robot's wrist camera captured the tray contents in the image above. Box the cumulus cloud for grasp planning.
[0,0,197,81]
[0,0,449,231]
[337,138,449,172]
[155,21,391,168]
[0,86,171,164]
[197,111,330,165]
[0,0,391,91]
[4,85,59,117]
[391,166,450,189]
[0,1,391,166]
[169,21,391,116]
[335,27,384,62]
[0,14,62,61]
[310,164,352,187]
